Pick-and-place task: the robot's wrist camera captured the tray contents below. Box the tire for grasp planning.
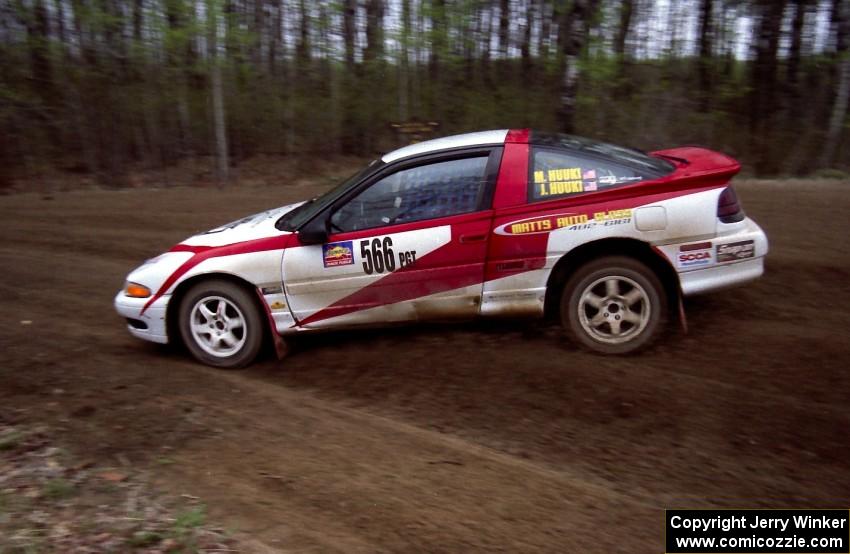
[560,256,667,355]
[178,279,264,368]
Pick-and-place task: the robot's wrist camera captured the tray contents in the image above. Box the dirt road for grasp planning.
[1,179,849,552]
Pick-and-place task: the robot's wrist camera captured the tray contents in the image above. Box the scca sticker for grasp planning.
[678,242,713,268]
[323,241,354,267]
[678,251,712,268]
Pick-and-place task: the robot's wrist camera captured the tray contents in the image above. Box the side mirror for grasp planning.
[298,215,329,245]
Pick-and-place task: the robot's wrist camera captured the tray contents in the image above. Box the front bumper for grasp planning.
[114,292,171,344]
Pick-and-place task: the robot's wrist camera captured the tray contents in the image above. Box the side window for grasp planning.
[331,156,489,232]
[530,148,648,203]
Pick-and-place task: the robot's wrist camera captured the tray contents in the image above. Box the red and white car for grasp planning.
[115,130,768,367]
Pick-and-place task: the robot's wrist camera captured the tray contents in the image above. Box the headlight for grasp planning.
[124,282,152,298]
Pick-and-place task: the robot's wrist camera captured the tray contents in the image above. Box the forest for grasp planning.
[1,0,848,187]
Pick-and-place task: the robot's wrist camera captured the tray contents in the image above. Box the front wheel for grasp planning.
[560,256,667,354]
[178,280,264,368]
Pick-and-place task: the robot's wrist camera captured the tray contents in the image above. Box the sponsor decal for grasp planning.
[680,241,712,252]
[592,208,632,225]
[323,241,354,267]
[261,286,282,295]
[533,167,644,198]
[678,243,713,268]
[582,169,598,191]
[597,175,642,187]
[495,209,633,236]
[717,239,755,263]
[566,209,633,230]
[500,216,555,235]
[534,167,585,197]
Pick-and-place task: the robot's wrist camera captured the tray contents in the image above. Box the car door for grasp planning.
[281,149,501,329]
[482,143,667,317]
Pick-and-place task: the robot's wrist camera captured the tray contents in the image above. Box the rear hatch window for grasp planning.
[528,134,674,203]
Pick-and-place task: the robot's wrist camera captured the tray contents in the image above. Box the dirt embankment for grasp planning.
[1,179,848,552]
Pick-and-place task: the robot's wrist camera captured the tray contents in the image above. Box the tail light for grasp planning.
[717,186,745,223]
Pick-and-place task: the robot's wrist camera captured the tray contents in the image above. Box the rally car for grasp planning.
[115,129,768,367]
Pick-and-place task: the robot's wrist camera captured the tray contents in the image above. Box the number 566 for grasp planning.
[360,237,395,275]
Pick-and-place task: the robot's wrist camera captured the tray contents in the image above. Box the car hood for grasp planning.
[178,201,304,248]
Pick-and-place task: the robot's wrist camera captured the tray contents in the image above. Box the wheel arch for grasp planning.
[543,237,680,321]
[165,272,269,349]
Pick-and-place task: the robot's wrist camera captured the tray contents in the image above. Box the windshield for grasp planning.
[276,160,383,231]
[531,132,675,176]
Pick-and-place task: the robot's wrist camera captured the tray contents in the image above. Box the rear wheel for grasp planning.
[178,280,264,368]
[560,256,666,354]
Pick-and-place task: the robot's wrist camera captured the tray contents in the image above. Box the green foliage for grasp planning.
[0,0,847,181]
[127,530,164,547]
[42,478,75,500]
[0,431,23,451]
[172,506,206,535]
[578,53,620,83]
[813,168,850,180]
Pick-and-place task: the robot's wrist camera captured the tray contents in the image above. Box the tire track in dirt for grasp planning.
[158,367,659,553]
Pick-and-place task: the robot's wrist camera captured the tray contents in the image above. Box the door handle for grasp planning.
[459,234,487,244]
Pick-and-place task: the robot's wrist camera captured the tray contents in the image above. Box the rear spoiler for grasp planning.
[651,146,741,181]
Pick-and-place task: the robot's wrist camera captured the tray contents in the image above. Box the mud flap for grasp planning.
[651,244,688,335]
[677,286,688,334]
[255,289,290,360]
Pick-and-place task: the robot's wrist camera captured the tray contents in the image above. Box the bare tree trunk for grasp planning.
[283,0,295,154]
[364,0,384,152]
[521,0,534,77]
[19,0,59,166]
[268,1,281,76]
[430,0,445,81]
[429,0,446,122]
[67,0,102,176]
[364,0,384,64]
[538,0,551,64]
[26,0,53,101]
[614,0,633,60]
[750,0,786,175]
[822,57,850,166]
[165,0,193,159]
[697,0,713,112]
[788,0,807,88]
[479,4,493,84]
[339,0,357,154]
[498,0,510,59]
[251,0,263,68]
[821,0,850,167]
[612,0,635,99]
[399,0,410,120]
[342,0,355,66]
[207,0,229,186]
[411,1,423,116]
[557,0,600,133]
[296,0,310,67]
